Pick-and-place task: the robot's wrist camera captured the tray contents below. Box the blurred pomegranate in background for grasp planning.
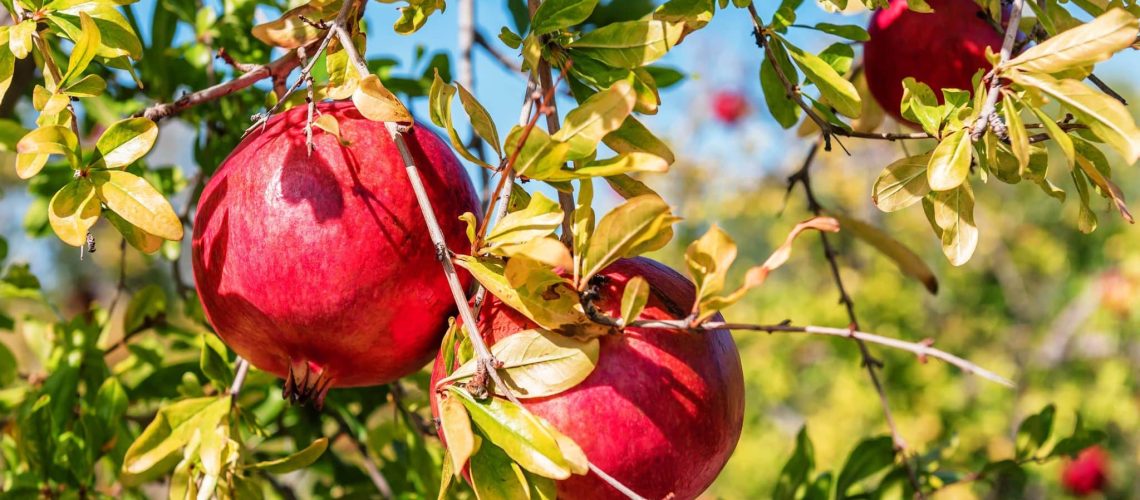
[1061,446,1109,496]
[1099,269,1136,318]
[711,90,750,125]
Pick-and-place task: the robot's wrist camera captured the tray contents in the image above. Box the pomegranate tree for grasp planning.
[431,257,745,500]
[192,101,480,402]
[863,0,1005,122]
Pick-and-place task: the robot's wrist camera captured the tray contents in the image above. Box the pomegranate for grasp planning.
[711,90,750,125]
[192,101,480,403]
[1061,446,1110,496]
[431,257,745,500]
[863,0,1005,123]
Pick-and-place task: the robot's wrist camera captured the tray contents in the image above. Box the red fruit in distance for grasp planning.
[430,257,745,500]
[1062,446,1109,496]
[712,90,750,124]
[193,101,480,402]
[863,0,1005,123]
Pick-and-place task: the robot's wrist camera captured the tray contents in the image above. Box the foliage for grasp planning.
[0,0,1136,497]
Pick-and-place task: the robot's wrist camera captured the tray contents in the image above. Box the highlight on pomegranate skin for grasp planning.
[192,101,480,406]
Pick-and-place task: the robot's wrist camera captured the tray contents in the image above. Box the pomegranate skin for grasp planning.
[192,101,480,388]
[431,257,745,500]
[863,0,1004,123]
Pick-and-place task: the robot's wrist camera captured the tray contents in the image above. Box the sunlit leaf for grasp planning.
[1004,8,1138,74]
[429,71,496,169]
[776,35,861,119]
[581,194,678,284]
[353,75,413,124]
[544,152,669,181]
[457,82,502,159]
[246,438,328,474]
[121,396,231,485]
[61,12,101,84]
[438,395,475,475]
[63,74,106,97]
[442,329,600,398]
[447,387,575,479]
[603,116,675,164]
[532,0,599,35]
[570,20,684,68]
[926,128,972,191]
[90,170,183,241]
[831,214,938,294]
[95,117,158,169]
[685,224,738,304]
[251,1,337,49]
[8,21,34,59]
[872,153,932,212]
[468,436,531,500]
[620,276,650,324]
[835,436,895,498]
[16,125,79,176]
[932,183,978,266]
[553,79,638,160]
[106,211,164,254]
[48,179,101,247]
[1073,137,1133,223]
[485,192,564,253]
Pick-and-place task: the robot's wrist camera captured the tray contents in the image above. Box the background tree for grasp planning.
[0,0,1138,498]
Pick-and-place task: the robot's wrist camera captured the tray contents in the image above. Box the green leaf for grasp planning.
[1073,137,1134,223]
[430,71,497,170]
[1002,97,1030,174]
[603,116,675,164]
[1049,415,1107,458]
[499,27,523,48]
[570,20,684,68]
[1028,106,1075,168]
[900,78,941,135]
[1009,71,1140,163]
[62,74,106,97]
[685,224,737,304]
[872,153,932,212]
[932,183,978,266]
[773,427,815,500]
[926,128,972,191]
[503,125,571,179]
[121,396,231,485]
[1072,169,1098,233]
[620,276,650,324]
[760,41,800,129]
[61,12,101,84]
[8,20,34,59]
[1016,404,1055,460]
[447,387,580,479]
[832,214,938,294]
[817,42,854,76]
[384,0,445,34]
[553,79,638,160]
[643,65,685,88]
[124,284,166,333]
[456,82,502,159]
[90,170,184,241]
[581,194,677,284]
[0,343,16,387]
[441,329,600,398]
[835,436,895,499]
[47,179,101,247]
[532,0,599,35]
[0,45,14,104]
[1004,8,1138,74]
[545,152,669,181]
[46,4,143,60]
[777,36,861,118]
[812,22,869,41]
[246,438,328,474]
[439,394,475,474]
[199,334,233,388]
[95,117,158,169]
[105,211,164,254]
[16,125,79,177]
[485,192,564,254]
[468,436,532,500]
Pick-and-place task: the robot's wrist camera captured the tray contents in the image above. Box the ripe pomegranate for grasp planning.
[1061,446,1109,496]
[430,257,745,500]
[1099,270,1136,318]
[711,90,750,125]
[863,0,1005,123]
[192,101,480,403]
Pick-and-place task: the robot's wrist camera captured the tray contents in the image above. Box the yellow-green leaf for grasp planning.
[9,21,34,60]
[95,117,158,169]
[312,114,347,144]
[429,71,496,170]
[62,12,101,84]
[603,116,675,164]
[553,79,637,160]
[545,152,668,182]
[63,74,106,97]
[620,276,650,324]
[532,0,600,35]
[352,74,413,124]
[447,387,573,479]
[1004,8,1139,74]
[485,192,564,254]
[1073,137,1134,224]
[1002,96,1030,174]
[1028,106,1075,168]
[503,125,570,178]
[872,153,932,212]
[468,436,532,500]
[441,329,600,399]
[1009,71,1140,163]
[48,179,101,247]
[16,125,79,176]
[581,194,677,284]
[932,183,978,266]
[926,128,972,191]
[105,211,164,254]
[685,224,738,304]
[0,46,13,103]
[831,213,938,294]
[121,396,231,486]
[457,82,502,159]
[569,20,684,69]
[778,35,861,119]
[90,170,183,240]
[438,395,475,475]
[251,1,336,49]
[245,438,328,474]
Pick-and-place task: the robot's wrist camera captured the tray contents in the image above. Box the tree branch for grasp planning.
[970,0,1025,141]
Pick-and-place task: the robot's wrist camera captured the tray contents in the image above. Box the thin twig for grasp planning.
[1086,74,1127,105]
[229,358,250,402]
[474,29,523,74]
[971,0,1025,140]
[527,0,576,246]
[788,141,928,497]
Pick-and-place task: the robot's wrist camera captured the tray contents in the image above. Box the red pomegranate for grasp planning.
[1062,446,1109,496]
[711,90,750,125]
[430,257,745,500]
[863,0,1005,123]
[192,101,480,402]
